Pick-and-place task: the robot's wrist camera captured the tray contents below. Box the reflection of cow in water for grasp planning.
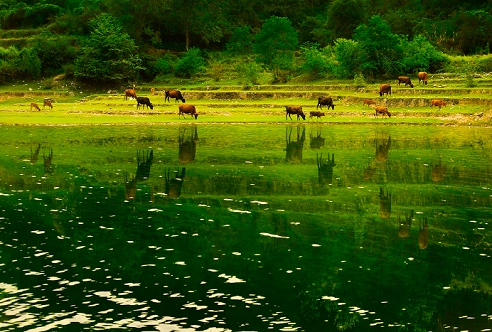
[379,187,391,219]
[431,156,446,183]
[375,135,391,162]
[419,218,428,250]
[165,167,186,198]
[398,210,414,238]
[309,127,325,150]
[317,153,336,185]
[43,148,54,175]
[179,126,198,164]
[285,126,306,162]
[31,144,41,164]
[124,150,154,200]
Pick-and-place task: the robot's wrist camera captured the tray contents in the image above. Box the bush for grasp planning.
[400,35,447,73]
[354,72,366,87]
[236,61,263,85]
[31,32,77,76]
[333,38,362,78]
[299,43,331,78]
[174,47,205,78]
[225,26,253,55]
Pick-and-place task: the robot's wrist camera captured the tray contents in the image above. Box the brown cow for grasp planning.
[363,99,376,107]
[309,111,325,120]
[285,106,305,120]
[397,76,414,88]
[124,89,137,100]
[375,106,391,118]
[30,102,41,112]
[178,104,198,119]
[430,99,446,110]
[317,97,335,110]
[379,84,391,97]
[43,100,53,109]
[418,72,428,85]
[165,89,185,103]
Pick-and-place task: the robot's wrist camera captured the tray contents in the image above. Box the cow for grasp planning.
[178,104,198,119]
[43,99,53,109]
[430,99,446,110]
[136,96,154,110]
[285,106,305,120]
[363,99,376,107]
[379,84,391,97]
[124,89,137,100]
[397,76,414,88]
[165,89,185,103]
[30,102,41,112]
[418,72,428,85]
[317,97,335,110]
[375,106,391,118]
[309,111,325,120]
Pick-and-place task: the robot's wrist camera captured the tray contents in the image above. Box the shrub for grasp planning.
[333,38,362,78]
[354,72,366,87]
[174,47,205,78]
[236,61,263,85]
[299,43,331,78]
[225,26,253,55]
[400,35,447,73]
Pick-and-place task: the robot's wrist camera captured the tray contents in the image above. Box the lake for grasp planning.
[0,124,491,331]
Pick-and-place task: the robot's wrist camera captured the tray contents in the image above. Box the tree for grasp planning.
[353,15,403,77]
[225,26,253,55]
[74,13,143,83]
[326,0,367,40]
[253,16,298,80]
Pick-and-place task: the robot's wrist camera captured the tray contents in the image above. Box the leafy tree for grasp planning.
[400,35,447,73]
[253,16,298,80]
[353,15,403,77]
[333,38,362,78]
[31,31,77,76]
[299,42,331,78]
[74,13,143,83]
[225,26,253,55]
[326,0,367,40]
[174,47,205,78]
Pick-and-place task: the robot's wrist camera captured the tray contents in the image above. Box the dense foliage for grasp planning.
[0,0,490,84]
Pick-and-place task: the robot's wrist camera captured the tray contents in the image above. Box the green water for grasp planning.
[0,124,491,331]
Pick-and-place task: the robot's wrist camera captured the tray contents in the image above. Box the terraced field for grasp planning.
[1,73,492,125]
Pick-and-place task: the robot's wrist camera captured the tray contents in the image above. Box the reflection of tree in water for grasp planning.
[285,126,306,162]
[317,153,336,185]
[309,127,325,150]
[419,217,428,250]
[379,187,391,219]
[179,126,198,164]
[398,210,413,238]
[124,149,153,201]
[165,167,186,198]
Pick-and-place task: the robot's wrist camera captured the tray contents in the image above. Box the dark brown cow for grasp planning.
[165,89,185,103]
[379,187,392,219]
[379,84,392,96]
[285,106,305,120]
[430,99,446,110]
[363,99,376,107]
[309,111,325,120]
[397,76,414,88]
[375,106,391,118]
[178,104,198,119]
[418,72,428,85]
[136,97,154,110]
[124,89,137,100]
[317,97,335,110]
[30,102,41,112]
[419,218,429,250]
[43,100,53,109]
[398,210,414,238]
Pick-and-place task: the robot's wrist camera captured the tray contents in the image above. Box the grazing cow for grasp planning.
[178,104,198,119]
[165,89,185,103]
[430,99,446,110]
[397,76,414,88]
[363,99,376,107]
[379,187,392,219]
[375,106,391,118]
[124,89,137,100]
[136,96,154,110]
[418,72,428,85]
[285,106,305,120]
[379,84,392,96]
[309,111,325,120]
[30,102,41,112]
[317,97,335,110]
[419,218,429,250]
[43,100,53,109]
